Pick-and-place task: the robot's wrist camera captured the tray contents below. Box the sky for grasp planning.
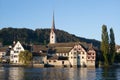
[0,0,120,44]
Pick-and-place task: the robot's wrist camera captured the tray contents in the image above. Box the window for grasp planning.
[14,51,19,53]
[71,57,73,59]
[88,53,91,55]
[74,52,76,55]
[54,60,56,62]
[92,57,94,59]
[62,61,64,65]
[17,47,21,50]
[82,56,84,59]
[49,60,51,62]
[88,57,90,59]
[74,57,76,59]
[83,52,84,55]
[14,55,18,58]
[64,53,66,56]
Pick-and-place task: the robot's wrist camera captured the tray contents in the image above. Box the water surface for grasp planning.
[0,67,120,80]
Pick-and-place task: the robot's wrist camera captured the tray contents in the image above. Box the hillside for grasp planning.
[0,27,100,48]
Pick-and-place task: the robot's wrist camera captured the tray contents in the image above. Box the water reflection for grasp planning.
[0,67,24,80]
[0,67,120,80]
[9,67,24,80]
[101,67,117,80]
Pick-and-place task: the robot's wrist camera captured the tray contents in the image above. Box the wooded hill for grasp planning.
[0,27,100,48]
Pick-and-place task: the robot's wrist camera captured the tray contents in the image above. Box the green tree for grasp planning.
[101,25,109,66]
[109,28,116,64]
[19,50,32,64]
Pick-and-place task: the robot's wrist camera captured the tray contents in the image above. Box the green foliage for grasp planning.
[19,50,32,64]
[0,27,36,45]
[109,28,116,64]
[0,27,100,48]
[101,25,109,65]
[101,25,116,66]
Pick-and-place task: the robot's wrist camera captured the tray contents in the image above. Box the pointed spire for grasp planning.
[51,11,55,31]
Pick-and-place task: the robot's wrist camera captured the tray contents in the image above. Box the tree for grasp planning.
[19,50,32,64]
[109,28,116,64]
[101,25,109,66]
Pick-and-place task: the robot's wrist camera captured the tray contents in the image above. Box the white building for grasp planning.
[10,41,25,63]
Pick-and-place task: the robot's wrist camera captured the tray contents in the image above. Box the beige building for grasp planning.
[0,47,7,59]
[47,42,96,67]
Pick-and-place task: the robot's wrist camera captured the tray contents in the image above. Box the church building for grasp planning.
[50,13,56,44]
[47,13,96,67]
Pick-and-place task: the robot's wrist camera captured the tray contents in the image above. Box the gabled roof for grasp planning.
[48,42,78,47]
[0,47,8,52]
[48,42,99,54]
[55,47,72,53]
[32,52,46,57]
[32,45,48,53]
[12,41,24,51]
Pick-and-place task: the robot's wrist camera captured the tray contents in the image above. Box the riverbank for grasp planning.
[0,63,96,68]
[0,63,33,67]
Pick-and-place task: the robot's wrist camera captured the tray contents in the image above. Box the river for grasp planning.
[0,67,120,80]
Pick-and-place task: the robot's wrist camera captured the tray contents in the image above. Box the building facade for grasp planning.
[47,42,96,67]
[10,41,25,63]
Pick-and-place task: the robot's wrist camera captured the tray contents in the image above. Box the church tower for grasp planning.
[50,12,56,44]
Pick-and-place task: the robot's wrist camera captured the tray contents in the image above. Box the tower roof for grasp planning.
[51,12,55,31]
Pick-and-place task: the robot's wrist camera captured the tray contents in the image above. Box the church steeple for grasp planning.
[50,12,56,44]
[51,12,55,31]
